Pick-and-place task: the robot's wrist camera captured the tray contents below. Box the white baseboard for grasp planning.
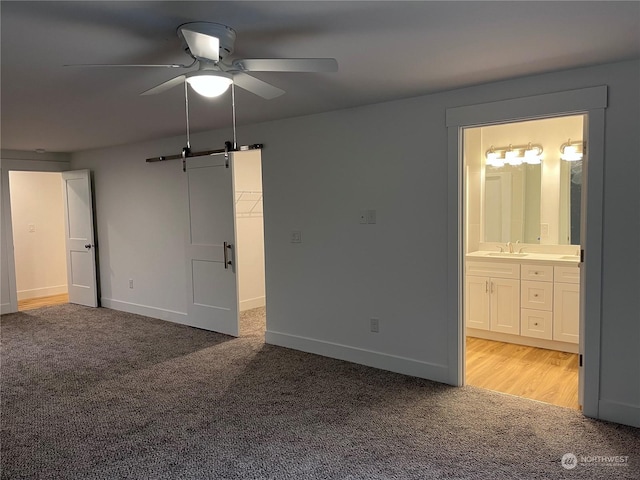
[265,330,450,384]
[1,302,16,314]
[598,399,640,428]
[240,296,266,311]
[17,285,68,301]
[100,298,187,324]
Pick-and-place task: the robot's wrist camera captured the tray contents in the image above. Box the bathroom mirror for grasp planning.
[484,163,541,244]
[466,115,584,247]
[559,159,582,245]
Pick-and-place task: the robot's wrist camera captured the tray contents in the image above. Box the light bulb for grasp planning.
[486,151,499,166]
[491,157,505,168]
[524,148,542,164]
[186,72,232,97]
[505,149,522,165]
[561,145,583,162]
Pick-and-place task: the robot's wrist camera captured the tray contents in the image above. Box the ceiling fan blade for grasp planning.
[232,58,338,73]
[181,29,219,62]
[65,63,191,68]
[140,75,185,96]
[232,72,285,100]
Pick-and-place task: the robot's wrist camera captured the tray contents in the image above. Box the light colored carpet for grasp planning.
[1,304,638,479]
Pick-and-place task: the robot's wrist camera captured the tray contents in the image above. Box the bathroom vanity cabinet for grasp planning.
[465,262,520,335]
[465,255,580,353]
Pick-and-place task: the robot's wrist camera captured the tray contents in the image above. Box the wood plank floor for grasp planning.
[466,336,579,409]
[18,294,69,311]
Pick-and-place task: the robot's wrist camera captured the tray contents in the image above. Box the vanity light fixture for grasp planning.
[560,139,583,162]
[485,142,543,167]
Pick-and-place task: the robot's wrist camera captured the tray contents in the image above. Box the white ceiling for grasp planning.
[1,1,638,153]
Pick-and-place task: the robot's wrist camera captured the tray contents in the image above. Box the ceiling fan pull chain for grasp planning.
[182,81,192,172]
[184,81,191,150]
[231,82,238,150]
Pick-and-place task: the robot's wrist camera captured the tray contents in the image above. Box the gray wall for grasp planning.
[71,60,639,427]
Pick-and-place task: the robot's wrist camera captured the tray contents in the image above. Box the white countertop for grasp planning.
[466,250,580,266]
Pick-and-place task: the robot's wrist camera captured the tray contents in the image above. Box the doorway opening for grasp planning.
[8,171,69,311]
[463,115,584,409]
[232,149,267,337]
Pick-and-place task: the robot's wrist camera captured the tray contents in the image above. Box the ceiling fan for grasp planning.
[69,22,338,99]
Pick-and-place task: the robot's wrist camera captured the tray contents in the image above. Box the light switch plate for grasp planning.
[358,211,367,224]
[366,209,377,224]
[370,318,380,333]
[290,230,302,243]
[540,223,549,238]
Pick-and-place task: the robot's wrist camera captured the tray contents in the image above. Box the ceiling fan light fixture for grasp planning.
[186,71,233,97]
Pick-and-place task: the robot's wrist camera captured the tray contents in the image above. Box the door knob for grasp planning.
[85,244,93,249]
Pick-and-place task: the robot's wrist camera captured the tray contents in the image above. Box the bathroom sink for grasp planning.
[486,252,528,257]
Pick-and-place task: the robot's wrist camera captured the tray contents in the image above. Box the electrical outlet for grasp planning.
[290,230,302,243]
[28,224,36,233]
[129,279,134,289]
[370,318,380,333]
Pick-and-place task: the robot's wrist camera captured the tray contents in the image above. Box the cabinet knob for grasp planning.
[534,322,539,326]
[534,294,539,297]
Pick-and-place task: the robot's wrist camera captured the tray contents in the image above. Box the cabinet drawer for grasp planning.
[521,309,553,340]
[521,264,553,282]
[466,261,520,279]
[521,280,553,311]
[554,266,580,284]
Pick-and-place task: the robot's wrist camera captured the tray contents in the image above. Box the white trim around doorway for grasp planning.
[445,85,607,420]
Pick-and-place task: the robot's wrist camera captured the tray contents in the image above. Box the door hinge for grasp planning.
[580,249,585,263]
[579,354,583,367]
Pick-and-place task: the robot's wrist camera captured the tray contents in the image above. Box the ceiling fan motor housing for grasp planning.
[177,22,237,61]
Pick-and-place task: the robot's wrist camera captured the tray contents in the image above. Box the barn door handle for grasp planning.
[223,242,232,269]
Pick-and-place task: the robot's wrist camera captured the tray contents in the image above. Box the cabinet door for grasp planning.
[465,275,490,330]
[553,282,579,343]
[490,278,521,335]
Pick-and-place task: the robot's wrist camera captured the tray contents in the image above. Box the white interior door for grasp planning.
[185,154,239,336]
[61,170,98,307]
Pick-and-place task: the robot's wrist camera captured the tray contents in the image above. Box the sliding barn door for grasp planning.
[61,170,98,307]
[185,154,239,336]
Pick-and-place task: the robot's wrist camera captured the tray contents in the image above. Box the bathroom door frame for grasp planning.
[0,157,71,313]
[445,86,607,419]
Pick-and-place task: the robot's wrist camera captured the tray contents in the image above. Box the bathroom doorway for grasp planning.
[8,171,69,311]
[462,115,584,409]
[463,114,585,409]
[447,86,607,418]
